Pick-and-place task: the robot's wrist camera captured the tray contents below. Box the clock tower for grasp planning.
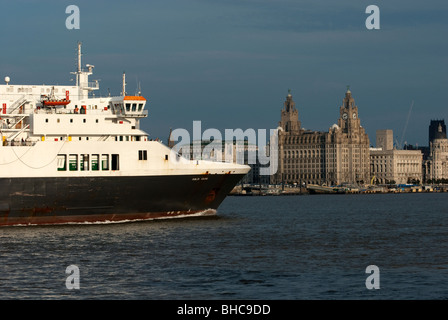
[279,89,301,133]
[338,86,361,133]
[329,86,370,185]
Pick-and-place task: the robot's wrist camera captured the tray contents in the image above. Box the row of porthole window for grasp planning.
[45,118,100,123]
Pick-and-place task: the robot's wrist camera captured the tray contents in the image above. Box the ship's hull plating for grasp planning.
[0,173,245,226]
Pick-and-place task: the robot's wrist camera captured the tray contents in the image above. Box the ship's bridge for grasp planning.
[110,96,148,118]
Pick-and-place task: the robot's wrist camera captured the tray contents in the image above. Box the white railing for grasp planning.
[7,95,28,114]
[80,82,99,90]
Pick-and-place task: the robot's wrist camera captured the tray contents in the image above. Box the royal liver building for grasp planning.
[272,88,370,186]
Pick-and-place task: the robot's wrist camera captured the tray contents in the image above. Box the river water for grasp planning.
[0,192,447,300]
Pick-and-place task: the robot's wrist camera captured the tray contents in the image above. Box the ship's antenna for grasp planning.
[122,71,126,96]
[77,42,82,73]
[136,79,142,96]
[76,41,82,87]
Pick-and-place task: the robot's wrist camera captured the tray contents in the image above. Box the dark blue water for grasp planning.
[1,193,447,299]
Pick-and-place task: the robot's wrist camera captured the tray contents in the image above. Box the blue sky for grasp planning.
[1,0,448,147]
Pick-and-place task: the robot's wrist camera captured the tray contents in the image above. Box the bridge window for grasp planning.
[139,150,147,160]
[101,154,109,170]
[57,154,66,171]
[69,154,78,171]
[111,154,119,170]
[80,154,89,171]
[91,154,99,170]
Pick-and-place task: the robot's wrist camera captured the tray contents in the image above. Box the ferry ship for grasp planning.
[0,43,250,226]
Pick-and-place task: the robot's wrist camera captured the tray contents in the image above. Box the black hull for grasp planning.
[0,173,245,226]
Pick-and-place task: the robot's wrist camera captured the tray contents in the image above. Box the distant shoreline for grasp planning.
[230,185,448,196]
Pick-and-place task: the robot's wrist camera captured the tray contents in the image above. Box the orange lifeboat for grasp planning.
[41,87,71,106]
[42,99,71,106]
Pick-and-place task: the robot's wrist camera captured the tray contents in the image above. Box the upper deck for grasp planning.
[0,43,149,145]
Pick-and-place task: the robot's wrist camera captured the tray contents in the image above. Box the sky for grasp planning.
[1,0,448,147]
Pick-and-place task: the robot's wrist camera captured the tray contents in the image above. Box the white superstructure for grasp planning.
[0,42,249,179]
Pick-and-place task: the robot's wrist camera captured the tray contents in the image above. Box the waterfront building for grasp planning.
[376,129,394,151]
[428,120,446,147]
[370,130,423,184]
[424,122,448,182]
[272,88,371,186]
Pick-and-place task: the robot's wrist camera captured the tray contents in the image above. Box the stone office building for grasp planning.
[424,121,448,182]
[370,130,423,184]
[272,88,370,186]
